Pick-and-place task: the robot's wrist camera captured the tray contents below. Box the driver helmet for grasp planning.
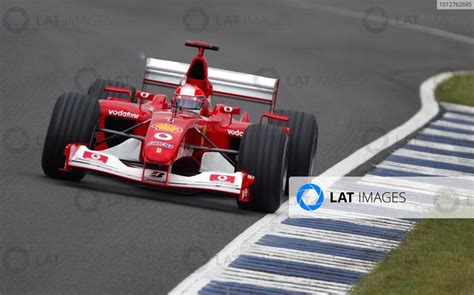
[173,84,207,114]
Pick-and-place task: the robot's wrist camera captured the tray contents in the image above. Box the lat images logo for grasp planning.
[297,183,324,211]
[108,109,139,119]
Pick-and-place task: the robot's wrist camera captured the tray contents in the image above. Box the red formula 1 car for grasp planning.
[42,41,318,213]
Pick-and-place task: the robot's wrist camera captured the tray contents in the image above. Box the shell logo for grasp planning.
[152,123,183,133]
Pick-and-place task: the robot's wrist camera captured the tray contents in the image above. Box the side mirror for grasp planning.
[220,105,241,115]
[103,86,132,101]
[219,105,240,127]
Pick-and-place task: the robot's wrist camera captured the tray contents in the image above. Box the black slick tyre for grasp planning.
[42,92,100,181]
[236,124,288,213]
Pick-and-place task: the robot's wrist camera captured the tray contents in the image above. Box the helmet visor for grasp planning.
[174,95,204,111]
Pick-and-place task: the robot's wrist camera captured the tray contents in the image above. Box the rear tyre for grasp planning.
[270,109,318,193]
[42,92,100,181]
[87,79,137,103]
[236,124,288,213]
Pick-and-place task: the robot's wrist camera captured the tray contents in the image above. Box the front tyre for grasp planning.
[236,124,288,213]
[270,109,318,193]
[41,92,100,181]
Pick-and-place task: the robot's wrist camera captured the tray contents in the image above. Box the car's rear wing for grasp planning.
[143,58,279,111]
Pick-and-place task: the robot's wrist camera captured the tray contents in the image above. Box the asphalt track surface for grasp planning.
[1,0,473,294]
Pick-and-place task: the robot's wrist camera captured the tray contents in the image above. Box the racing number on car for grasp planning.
[151,171,166,179]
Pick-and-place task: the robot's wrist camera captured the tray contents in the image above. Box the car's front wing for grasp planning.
[64,144,250,196]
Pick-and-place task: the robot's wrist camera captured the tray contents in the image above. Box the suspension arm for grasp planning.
[192,125,237,167]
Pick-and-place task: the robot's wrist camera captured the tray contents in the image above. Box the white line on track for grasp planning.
[442,102,474,114]
[377,161,473,177]
[408,138,474,154]
[285,210,415,230]
[334,217,414,230]
[219,267,352,293]
[422,127,474,141]
[394,148,474,167]
[244,248,373,274]
[431,120,474,132]
[245,245,377,272]
[361,175,473,199]
[443,112,474,123]
[246,245,376,273]
[270,225,399,251]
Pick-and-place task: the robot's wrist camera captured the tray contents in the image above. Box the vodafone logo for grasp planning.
[154,132,173,141]
[108,109,139,119]
[210,174,235,184]
[140,92,150,99]
[83,151,108,163]
[224,106,233,113]
[227,129,244,137]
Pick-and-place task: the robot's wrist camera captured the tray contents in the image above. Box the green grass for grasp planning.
[435,74,474,106]
[351,219,474,295]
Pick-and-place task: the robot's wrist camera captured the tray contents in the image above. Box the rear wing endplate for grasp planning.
[143,58,279,110]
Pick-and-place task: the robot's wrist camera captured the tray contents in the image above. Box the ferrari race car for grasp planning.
[42,41,318,213]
